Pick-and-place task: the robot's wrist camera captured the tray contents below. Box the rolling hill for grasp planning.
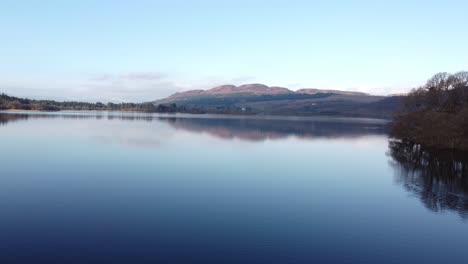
[153,84,402,118]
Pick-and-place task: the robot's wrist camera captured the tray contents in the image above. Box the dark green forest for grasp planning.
[0,93,182,113]
[392,72,468,150]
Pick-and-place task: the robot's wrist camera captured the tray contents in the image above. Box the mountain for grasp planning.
[153,84,403,118]
[157,84,368,104]
[159,84,292,103]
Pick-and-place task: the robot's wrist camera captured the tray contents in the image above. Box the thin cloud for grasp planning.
[90,74,114,81]
[123,72,167,81]
[91,71,167,82]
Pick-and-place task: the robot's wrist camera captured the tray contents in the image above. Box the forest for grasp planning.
[392,72,468,151]
[0,93,183,113]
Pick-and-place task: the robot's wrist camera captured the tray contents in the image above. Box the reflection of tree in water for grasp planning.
[388,140,468,218]
[0,113,29,126]
[0,112,156,125]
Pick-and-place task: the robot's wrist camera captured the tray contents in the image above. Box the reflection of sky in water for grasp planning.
[0,112,467,263]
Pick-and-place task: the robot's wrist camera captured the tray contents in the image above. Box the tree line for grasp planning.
[391,72,468,150]
[0,93,256,115]
[0,93,185,113]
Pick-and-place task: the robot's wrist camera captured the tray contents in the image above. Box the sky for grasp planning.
[1,0,467,102]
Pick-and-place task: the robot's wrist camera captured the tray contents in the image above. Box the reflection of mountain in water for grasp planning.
[162,117,388,141]
[0,112,388,143]
[388,140,468,218]
[0,112,387,145]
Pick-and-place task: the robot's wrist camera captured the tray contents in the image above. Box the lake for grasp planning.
[0,111,467,263]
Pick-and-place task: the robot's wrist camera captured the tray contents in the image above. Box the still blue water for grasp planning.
[0,112,467,263]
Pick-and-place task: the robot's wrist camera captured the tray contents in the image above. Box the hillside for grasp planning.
[153,84,402,118]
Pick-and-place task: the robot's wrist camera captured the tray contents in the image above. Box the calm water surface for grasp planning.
[0,112,467,263]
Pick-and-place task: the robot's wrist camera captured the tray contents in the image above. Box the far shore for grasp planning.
[1,109,42,112]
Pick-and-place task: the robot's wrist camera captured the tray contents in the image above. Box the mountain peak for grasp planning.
[155,84,375,105]
[203,84,293,96]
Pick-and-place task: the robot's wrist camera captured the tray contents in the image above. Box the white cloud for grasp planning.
[1,70,421,103]
[123,72,167,81]
[0,71,176,102]
[90,71,167,82]
[1,70,257,102]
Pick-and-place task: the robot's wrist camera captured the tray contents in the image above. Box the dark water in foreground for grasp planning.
[0,112,467,264]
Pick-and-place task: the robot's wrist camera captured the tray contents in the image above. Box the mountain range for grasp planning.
[153,84,402,118]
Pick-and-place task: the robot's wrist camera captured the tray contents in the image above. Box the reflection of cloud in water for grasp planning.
[388,140,468,219]
[90,132,162,149]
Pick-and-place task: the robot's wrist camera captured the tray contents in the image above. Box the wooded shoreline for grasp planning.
[391,72,468,151]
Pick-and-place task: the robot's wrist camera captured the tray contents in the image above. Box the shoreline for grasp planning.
[0,109,42,112]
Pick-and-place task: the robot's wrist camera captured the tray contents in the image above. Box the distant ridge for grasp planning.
[155,84,369,104]
[165,84,291,100]
[151,83,401,118]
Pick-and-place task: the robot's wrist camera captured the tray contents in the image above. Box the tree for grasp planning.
[392,71,468,150]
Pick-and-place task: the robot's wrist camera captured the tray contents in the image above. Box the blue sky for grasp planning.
[1,0,467,102]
